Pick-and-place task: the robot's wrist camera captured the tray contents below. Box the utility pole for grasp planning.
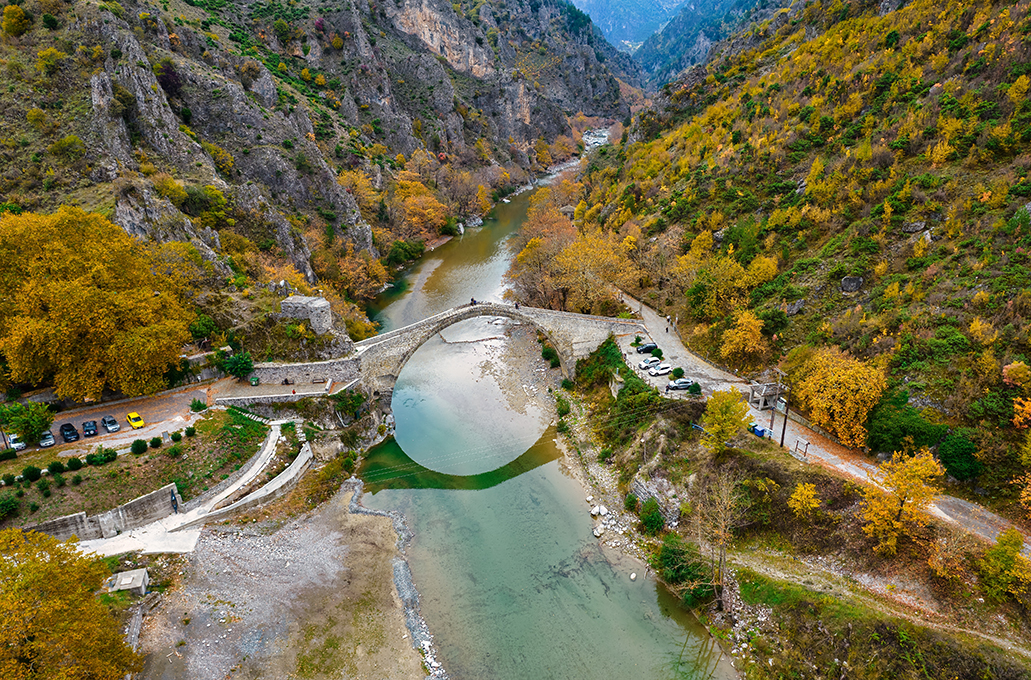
[773,368,789,448]
[780,390,790,448]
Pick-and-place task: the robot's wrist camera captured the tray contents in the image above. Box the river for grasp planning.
[360,162,734,679]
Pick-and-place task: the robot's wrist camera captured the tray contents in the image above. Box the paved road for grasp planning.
[9,385,212,458]
[618,292,1031,550]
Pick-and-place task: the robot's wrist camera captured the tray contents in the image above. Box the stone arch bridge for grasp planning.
[354,302,647,396]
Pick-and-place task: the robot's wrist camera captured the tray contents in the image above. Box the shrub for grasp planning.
[672,367,684,379]
[190,398,208,412]
[0,448,16,462]
[866,389,946,453]
[86,448,117,466]
[150,437,162,449]
[2,473,14,486]
[556,419,569,434]
[938,431,981,480]
[624,493,638,513]
[561,378,574,390]
[979,528,1027,603]
[185,426,196,437]
[687,382,702,396]
[48,135,86,161]
[0,494,19,519]
[37,479,50,497]
[22,466,42,483]
[166,443,182,458]
[641,497,664,535]
[169,431,182,443]
[47,461,65,475]
[29,502,39,513]
[201,141,235,175]
[2,6,31,37]
[42,13,58,29]
[541,345,559,364]
[66,457,82,471]
[222,351,254,378]
[131,439,148,455]
[72,474,82,486]
[658,535,712,606]
[597,448,613,463]
[556,395,571,417]
[651,348,664,359]
[52,473,65,488]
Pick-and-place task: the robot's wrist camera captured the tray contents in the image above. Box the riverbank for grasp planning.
[137,489,425,680]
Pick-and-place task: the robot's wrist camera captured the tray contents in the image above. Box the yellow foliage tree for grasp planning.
[338,168,380,213]
[534,138,552,167]
[0,207,193,400]
[861,449,943,555]
[698,256,747,319]
[969,316,997,345]
[399,194,448,239]
[792,347,886,448]
[314,73,326,87]
[787,482,821,521]
[554,230,622,313]
[300,67,312,81]
[1010,75,1030,107]
[745,254,777,286]
[2,5,30,36]
[700,389,750,456]
[331,35,344,50]
[0,529,143,678]
[475,184,491,215]
[720,310,767,369]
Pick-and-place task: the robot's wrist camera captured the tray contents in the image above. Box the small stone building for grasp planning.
[108,568,149,597]
[279,295,333,335]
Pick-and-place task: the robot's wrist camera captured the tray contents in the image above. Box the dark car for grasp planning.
[101,415,120,433]
[636,342,658,354]
[82,420,98,437]
[59,423,79,442]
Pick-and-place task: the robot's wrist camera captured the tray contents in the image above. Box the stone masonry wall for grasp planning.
[252,357,360,386]
[278,295,333,334]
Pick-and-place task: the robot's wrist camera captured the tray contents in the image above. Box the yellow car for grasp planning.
[126,412,145,429]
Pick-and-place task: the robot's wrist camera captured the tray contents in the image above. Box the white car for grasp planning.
[638,356,662,370]
[7,433,26,451]
[649,363,672,376]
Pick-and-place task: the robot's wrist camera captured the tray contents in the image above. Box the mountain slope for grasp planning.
[508,0,1031,506]
[568,0,683,50]
[634,0,791,87]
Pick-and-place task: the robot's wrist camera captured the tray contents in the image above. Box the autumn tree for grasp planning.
[0,207,193,400]
[0,401,54,445]
[720,310,767,369]
[862,448,943,555]
[0,529,142,678]
[978,528,1031,604]
[475,184,491,215]
[787,482,821,521]
[2,5,30,36]
[790,346,886,448]
[693,255,747,319]
[554,230,622,313]
[701,389,750,456]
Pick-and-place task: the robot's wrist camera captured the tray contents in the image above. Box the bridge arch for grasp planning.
[354,302,647,399]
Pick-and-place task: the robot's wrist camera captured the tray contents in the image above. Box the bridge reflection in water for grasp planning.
[359,428,561,493]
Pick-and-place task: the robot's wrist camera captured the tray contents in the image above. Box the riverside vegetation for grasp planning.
[564,337,1031,678]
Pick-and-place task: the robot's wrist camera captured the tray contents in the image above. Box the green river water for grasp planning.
[360,180,735,680]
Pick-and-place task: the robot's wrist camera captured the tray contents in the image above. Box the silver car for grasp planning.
[638,356,662,370]
[101,415,120,433]
[38,431,56,448]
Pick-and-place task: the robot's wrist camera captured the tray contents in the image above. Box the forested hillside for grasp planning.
[634,0,792,87]
[508,0,1031,516]
[0,0,636,399]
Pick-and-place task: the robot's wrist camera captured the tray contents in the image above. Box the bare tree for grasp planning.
[698,469,746,611]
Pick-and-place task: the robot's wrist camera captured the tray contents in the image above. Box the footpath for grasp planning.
[77,416,311,557]
[618,292,1030,549]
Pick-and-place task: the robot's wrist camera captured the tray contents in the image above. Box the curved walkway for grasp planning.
[618,291,1031,550]
[77,418,308,557]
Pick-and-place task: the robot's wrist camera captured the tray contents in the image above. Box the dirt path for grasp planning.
[619,291,1031,550]
[138,491,424,680]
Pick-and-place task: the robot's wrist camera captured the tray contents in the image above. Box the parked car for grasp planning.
[101,415,120,433]
[649,363,672,376]
[667,378,694,391]
[636,342,658,354]
[126,412,145,429]
[7,433,26,451]
[59,423,79,442]
[38,431,55,448]
[638,356,662,370]
[82,420,98,437]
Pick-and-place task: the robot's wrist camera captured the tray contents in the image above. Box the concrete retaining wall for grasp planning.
[31,483,183,541]
[174,443,313,530]
[251,357,359,386]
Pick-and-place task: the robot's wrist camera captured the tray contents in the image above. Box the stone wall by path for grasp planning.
[30,483,184,541]
[251,356,360,386]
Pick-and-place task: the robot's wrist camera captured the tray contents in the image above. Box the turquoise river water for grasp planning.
[360,179,735,679]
